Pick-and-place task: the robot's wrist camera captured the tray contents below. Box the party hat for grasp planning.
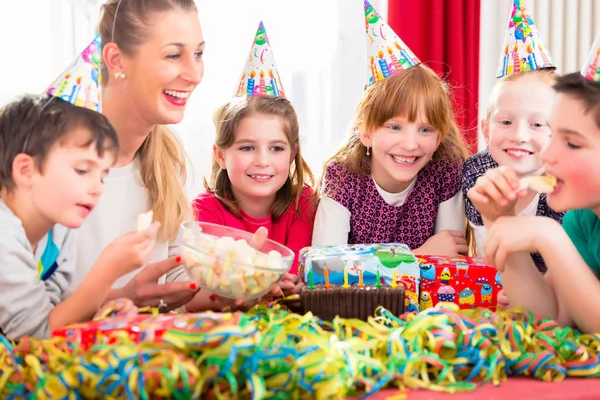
[235,22,285,98]
[46,34,102,112]
[496,0,555,78]
[581,33,600,82]
[364,0,420,87]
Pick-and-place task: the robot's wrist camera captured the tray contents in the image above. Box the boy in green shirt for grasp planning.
[467,37,600,333]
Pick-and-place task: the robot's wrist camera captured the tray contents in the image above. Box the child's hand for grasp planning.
[467,166,526,224]
[484,216,557,271]
[496,289,510,309]
[414,230,468,256]
[94,298,138,320]
[249,227,268,249]
[97,222,161,280]
[277,273,305,296]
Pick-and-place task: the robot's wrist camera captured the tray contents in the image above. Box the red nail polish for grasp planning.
[175,256,182,263]
[209,294,216,301]
[190,283,197,290]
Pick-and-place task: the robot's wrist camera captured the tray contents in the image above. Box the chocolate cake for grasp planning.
[300,284,405,321]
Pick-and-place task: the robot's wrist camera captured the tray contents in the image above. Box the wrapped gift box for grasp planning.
[417,256,503,311]
[52,312,251,350]
[299,243,421,312]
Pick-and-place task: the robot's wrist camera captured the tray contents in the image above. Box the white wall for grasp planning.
[478,0,600,150]
[0,0,387,198]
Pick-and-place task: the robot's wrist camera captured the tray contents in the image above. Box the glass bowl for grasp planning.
[180,221,294,300]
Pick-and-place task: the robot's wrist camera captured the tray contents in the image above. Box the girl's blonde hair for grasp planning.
[99,0,196,241]
[485,69,560,121]
[322,64,469,178]
[205,96,314,219]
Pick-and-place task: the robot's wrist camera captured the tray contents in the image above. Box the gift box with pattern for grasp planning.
[299,244,421,313]
[417,256,503,311]
[52,312,250,350]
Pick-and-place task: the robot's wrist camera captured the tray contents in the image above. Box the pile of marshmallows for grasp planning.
[182,235,286,299]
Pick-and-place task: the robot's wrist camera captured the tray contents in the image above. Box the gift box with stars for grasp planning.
[417,256,503,312]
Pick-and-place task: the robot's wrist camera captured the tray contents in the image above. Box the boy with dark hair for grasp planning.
[0,94,158,339]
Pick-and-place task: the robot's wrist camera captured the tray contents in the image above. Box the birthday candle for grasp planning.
[67,85,78,103]
[259,71,266,96]
[55,73,71,97]
[503,44,509,76]
[387,46,401,72]
[308,269,315,289]
[69,76,83,104]
[527,55,535,71]
[269,69,278,97]
[370,57,378,82]
[391,271,397,288]
[247,71,256,96]
[513,45,521,74]
[375,269,381,288]
[324,267,331,289]
[358,269,364,288]
[343,267,349,289]
[377,51,390,78]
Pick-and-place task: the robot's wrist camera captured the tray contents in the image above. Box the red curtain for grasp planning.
[388,0,481,154]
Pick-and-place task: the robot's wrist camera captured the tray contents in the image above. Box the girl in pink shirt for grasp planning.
[193,96,316,276]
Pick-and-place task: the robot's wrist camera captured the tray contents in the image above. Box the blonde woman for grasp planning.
[73,0,204,310]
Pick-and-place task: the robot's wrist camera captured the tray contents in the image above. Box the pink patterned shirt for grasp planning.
[321,160,462,248]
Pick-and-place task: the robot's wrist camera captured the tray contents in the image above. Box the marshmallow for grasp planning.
[183,235,286,300]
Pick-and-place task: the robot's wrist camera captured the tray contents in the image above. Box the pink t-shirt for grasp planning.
[192,186,315,275]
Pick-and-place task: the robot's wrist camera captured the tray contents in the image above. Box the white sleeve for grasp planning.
[312,196,351,246]
[434,192,466,233]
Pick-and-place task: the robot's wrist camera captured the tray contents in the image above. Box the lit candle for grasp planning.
[370,56,378,83]
[377,51,390,78]
[395,41,415,67]
[55,73,72,98]
[391,271,397,288]
[259,70,266,96]
[269,69,279,96]
[513,45,521,74]
[324,267,331,289]
[503,44,509,76]
[69,76,83,104]
[358,269,365,288]
[308,269,315,289]
[375,269,381,288]
[343,267,349,289]
[387,46,401,72]
[247,71,256,96]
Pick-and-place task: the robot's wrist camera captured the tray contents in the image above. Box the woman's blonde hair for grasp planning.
[205,96,314,219]
[322,64,469,179]
[99,0,196,241]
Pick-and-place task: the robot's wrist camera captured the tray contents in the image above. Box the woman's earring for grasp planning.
[366,147,370,156]
[114,72,126,80]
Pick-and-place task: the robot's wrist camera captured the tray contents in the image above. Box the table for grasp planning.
[367,378,600,399]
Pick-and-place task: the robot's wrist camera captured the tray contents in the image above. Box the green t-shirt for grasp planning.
[563,209,600,276]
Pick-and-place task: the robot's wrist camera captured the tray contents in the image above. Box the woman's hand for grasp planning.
[114,256,200,310]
